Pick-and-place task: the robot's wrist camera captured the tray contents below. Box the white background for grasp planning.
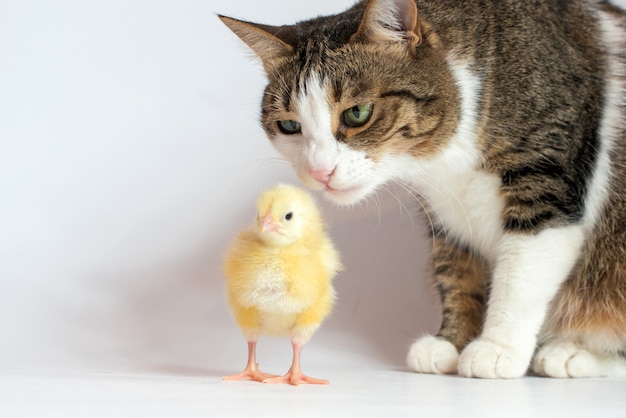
[1,0,439,376]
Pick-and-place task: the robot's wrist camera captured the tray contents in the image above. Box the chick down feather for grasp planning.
[223,184,342,344]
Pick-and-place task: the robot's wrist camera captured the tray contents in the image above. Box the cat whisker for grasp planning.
[372,190,383,230]
[254,157,291,168]
[380,183,416,229]
[389,179,445,252]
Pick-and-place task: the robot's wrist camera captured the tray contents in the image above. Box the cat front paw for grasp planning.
[407,335,459,375]
[458,339,530,379]
[533,342,598,378]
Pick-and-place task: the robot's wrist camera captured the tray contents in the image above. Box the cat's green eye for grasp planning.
[277,120,302,134]
[343,104,374,128]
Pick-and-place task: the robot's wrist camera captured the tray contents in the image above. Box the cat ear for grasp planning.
[219,15,295,69]
[351,0,422,48]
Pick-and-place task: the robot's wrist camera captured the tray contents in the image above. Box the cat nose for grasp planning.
[309,167,335,185]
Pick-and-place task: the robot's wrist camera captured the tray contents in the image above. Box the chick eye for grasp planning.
[343,104,373,127]
[277,120,301,134]
[285,212,293,221]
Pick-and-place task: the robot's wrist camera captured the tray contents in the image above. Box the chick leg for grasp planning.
[223,341,277,382]
[263,341,328,385]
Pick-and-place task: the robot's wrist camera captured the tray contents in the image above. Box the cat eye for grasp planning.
[343,104,374,128]
[277,120,302,134]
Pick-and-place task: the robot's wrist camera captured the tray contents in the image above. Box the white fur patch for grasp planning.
[583,11,625,229]
[296,74,338,176]
[272,74,337,190]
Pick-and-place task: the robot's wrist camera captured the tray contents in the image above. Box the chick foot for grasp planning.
[223,341,278,382]
[223,365,277,382]
[263,341,328,386]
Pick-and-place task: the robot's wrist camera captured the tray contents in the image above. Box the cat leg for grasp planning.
[458,225,585,378]
[407,234,487,375]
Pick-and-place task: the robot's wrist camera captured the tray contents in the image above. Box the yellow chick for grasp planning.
[223,184,341,385]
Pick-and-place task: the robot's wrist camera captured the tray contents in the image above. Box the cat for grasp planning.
[219,0,626,378]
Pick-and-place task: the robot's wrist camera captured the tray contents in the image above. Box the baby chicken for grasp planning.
[223,184,341,385]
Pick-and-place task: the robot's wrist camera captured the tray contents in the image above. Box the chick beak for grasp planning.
[260,212,279,233]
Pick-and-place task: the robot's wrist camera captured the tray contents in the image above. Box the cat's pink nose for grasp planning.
[309,168,334,185]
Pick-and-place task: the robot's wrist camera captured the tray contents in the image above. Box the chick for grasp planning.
[223,184,341,385]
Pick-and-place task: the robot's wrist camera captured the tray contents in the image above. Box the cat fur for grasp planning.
[219,0,626,378]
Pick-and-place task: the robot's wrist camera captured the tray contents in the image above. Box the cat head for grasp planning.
[220,0,463,205]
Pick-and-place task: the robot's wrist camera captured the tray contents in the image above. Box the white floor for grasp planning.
[3,366,625,418]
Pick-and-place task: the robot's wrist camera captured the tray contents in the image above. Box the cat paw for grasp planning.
[407,335,459,375]
[458,339,529,379]
[533,342,598,378]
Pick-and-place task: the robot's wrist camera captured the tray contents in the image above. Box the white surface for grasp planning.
[1,0,626,416]
[2,370,626,418]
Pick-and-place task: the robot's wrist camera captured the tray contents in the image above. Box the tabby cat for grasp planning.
[219,0,626,378]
